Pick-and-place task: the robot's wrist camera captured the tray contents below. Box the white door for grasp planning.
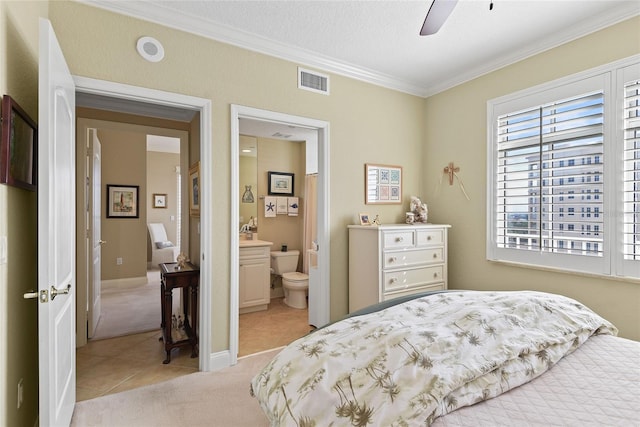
[88,130,101,337]
[38,18,76,426]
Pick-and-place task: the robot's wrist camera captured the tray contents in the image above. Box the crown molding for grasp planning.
[81,1,640,99]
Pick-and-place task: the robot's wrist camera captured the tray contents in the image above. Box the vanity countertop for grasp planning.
[239,239,273,248]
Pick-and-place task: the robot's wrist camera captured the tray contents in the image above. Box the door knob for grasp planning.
[23,291,38,299]
[50,284,71,300]
[99,240,107,245]
[24,289,49,303]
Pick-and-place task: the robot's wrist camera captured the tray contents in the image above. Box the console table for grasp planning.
[159,262,199,364]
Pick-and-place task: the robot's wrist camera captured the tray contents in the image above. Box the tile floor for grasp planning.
[76,297,311,401]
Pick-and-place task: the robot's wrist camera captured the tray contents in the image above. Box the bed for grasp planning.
[250,290,640,426]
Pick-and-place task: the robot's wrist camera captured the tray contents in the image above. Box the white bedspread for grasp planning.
[434,334,640,426]
[251,291,617,426]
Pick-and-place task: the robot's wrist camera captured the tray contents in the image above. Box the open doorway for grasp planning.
[230,105,330,365]
[73,85,209,401]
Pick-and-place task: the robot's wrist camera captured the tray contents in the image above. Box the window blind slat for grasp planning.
[496,91,604,256]
[623,79,640,261]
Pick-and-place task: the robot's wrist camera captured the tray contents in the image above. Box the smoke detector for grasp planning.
[136,36,164,63]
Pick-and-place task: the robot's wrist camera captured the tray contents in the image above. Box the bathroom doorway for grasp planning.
[230,105,330,364]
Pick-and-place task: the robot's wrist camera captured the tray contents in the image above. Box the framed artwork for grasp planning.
[0,95,37,191]
[268,171,294,196]
[365,163,402,204]
[153,193,167,208]
[358,213,371,225]
[189,161,200,217]
[107,184,139,218]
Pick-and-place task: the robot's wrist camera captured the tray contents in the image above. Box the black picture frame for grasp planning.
[0,95,37,191]
[267,171,294,196]
[107,184,140,218]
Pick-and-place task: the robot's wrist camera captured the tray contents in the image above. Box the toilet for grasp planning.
[270,250,309,309]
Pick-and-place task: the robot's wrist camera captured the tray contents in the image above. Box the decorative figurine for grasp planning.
[176,252,189,270]
[410,196,429,223]
[371,215,381,225]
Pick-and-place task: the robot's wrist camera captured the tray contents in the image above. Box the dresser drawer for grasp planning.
[383,248,443,269]
[382,230,415,249]
[383,265,444,293]
[382,282,446,301]
[416,229,444,246]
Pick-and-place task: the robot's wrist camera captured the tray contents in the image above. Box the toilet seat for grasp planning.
[282,272,308,283]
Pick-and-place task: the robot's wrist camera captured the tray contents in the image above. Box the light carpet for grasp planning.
[71,348,279,426]
[92,270,166,341]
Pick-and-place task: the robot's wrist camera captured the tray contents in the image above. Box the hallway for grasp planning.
[77,297,310,401]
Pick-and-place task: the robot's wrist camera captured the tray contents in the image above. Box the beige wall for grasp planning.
[424,17,640,341]
[146,150,180,261]
[0,2,47,426]
[48,1,426,352]
[257,137,306,262]
[99,128,148,280]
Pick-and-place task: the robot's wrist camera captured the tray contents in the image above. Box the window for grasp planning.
[488,56,640,278]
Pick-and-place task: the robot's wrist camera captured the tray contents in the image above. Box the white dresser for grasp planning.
[348,224,450,313]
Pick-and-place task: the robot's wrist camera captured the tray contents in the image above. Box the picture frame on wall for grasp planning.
[0,95,38,191]
[365,163,402,205]
[153,193,167,208]
[107,184,139,218]
[189,161,200,217]
[267,171,294,196]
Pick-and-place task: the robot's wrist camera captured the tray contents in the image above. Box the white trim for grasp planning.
[81,1,640,98]
[73,76,214,371]
[486,55,640,279]
[230,105,330,366]
[208,349,231,371]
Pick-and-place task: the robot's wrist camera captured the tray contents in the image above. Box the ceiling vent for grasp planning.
[298,67,330,95]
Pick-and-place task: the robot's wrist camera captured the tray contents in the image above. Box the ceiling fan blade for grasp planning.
[420,0,458,36]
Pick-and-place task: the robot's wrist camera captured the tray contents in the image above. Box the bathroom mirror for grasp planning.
[365,163,402,204]
[239,135,258,229]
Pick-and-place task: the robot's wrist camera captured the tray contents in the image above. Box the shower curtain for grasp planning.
[302,174,318,274]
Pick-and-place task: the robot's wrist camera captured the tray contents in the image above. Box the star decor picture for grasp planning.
[267,171,294,197]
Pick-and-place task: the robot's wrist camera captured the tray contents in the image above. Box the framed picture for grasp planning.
[358,213,371,226]
[153,193,167,208]
[365,163,402,205]
[1,95,37,191]
[268,171,294,196]
[189,161,200,217]
[107,184,139,218]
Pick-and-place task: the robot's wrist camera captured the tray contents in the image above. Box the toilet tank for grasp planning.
[270,250,300,275]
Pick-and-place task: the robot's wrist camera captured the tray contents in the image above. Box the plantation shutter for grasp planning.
[496,91,604,256]
[623,79,640,261]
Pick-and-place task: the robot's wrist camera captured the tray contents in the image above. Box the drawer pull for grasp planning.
[433,253,438,259]
[390,277,398,284]
[389,256,397,263]
[396,236,404,242]
[427,235,432,241]
[433,272,439,278]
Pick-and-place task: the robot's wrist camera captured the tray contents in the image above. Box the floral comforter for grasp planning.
[250,291,617,426]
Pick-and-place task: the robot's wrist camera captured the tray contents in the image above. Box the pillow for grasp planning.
[155,241,174,249]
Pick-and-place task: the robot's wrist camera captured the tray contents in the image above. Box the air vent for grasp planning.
[298,67,330,95]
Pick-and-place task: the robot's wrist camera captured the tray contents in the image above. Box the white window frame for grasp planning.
[487,55,640,279]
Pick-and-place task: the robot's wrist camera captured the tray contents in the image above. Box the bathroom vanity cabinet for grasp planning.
[239,240,273,314]
[348,224,451,313]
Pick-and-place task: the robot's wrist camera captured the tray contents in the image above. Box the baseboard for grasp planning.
[209,349,232,371]
[101,275,148,291]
